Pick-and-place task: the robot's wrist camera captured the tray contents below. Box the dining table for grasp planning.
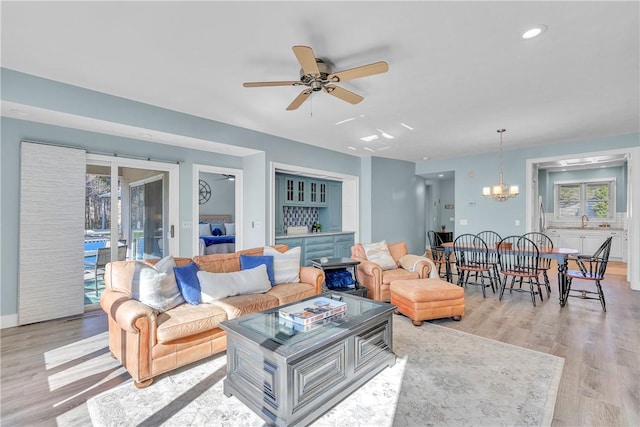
[440,241,579,306]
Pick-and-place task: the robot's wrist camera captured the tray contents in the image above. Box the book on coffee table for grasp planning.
[278,311,347,333]
[279,297,347,325]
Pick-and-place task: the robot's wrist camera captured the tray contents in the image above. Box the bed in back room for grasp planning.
[198,214,236,255]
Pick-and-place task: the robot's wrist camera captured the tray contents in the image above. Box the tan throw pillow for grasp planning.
[363,240,397,270]
[263,246,301,284]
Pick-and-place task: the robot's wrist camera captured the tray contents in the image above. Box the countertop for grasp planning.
[275,231,355,239]
[546,226,625,231]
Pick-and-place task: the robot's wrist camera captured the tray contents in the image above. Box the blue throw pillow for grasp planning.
[173,262,201,304]
[212,227,223,236]
[209,223,225,235]
[239,255,276,286]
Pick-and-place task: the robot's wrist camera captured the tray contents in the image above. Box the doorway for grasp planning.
[84,155,179,308]
[526,146,640,290]
[192,164,243,256]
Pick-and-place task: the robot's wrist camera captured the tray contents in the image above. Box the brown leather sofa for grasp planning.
[351,242,433,302]
[100,244,323,388]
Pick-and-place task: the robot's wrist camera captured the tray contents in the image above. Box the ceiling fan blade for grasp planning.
[328,61,389,83]
[243,81,303,87]
[292,45,321,76]
[286,89,313,110]
[323,84,363,105]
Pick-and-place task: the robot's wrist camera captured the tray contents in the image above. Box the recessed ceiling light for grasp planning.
[377,129,394,139]
[336,117,356,125]
[438,174,444,178]
[360,135,378,142]
[347,146,357,150]
[423,156,430,161]
[400,123,414,130]
[363,147,376,152]
[522,24,548,39]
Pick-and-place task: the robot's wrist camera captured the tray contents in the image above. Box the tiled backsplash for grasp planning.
[283,206,319,231]
[545,212,627,229]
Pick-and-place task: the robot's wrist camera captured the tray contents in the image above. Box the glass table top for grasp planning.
[230,292,387,347]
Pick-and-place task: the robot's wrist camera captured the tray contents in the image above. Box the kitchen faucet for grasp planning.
[581,214,589,228]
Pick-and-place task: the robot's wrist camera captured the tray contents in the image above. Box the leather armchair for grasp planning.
[351,242,432,301]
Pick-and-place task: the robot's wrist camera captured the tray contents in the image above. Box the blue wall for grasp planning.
[416,133,639,238]
[2,67,639,322]
[1,68,429,321]
[540,165,627,212]
[370,157,426,255]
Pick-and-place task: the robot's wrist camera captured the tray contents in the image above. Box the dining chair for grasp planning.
[496,235,544,307]
[522,232,553,298]
[453,233,495,298]
[563,236,612,312]
[427,230,448,279]
[476,231,502,285]
[92,246,127,292]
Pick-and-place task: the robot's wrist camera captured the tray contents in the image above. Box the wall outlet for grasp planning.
[515,219,520,226]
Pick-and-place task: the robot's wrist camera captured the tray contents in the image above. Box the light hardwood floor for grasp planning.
[1,267,638,426]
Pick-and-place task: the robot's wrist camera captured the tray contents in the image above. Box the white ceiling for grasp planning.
[1,1,638,163]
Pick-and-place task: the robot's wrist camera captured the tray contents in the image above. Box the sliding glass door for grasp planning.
[130,175,166,260]
[84,155,178,307]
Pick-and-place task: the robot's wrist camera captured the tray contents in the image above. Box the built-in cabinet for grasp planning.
[318,181,342,232]
[546,228,624,261]
[275,232,355,266]
[280,174,330,207]
[276,173,342,232]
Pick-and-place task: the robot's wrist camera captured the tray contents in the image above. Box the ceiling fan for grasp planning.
[242,45,389,111]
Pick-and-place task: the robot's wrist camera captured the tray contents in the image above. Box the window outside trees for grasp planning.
[556,180,614,220]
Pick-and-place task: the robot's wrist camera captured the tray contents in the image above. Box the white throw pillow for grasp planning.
[197,264,271,303]
[224,222,236,235]
[263,246,301,284]
[363,240,397,270]
[133,256,185,311]
[198,223,212,236]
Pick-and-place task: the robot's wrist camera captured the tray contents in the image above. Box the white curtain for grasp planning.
[19,142,86,325]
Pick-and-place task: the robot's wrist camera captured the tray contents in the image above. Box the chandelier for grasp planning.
[482,129,519,201]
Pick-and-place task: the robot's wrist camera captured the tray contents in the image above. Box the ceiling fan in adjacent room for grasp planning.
[242,45,389,110]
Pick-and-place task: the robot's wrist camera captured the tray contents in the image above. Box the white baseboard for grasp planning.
[1,314,19,329]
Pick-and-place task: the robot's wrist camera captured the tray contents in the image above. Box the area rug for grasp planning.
[88,315,564,426]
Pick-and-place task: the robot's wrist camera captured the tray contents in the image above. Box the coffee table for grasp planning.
[220,292,396,426]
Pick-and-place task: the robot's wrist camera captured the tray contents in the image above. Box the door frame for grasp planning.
[86,154,180,257]
[192,164,244,255]
[525,146,639,290]
[270,162,359,244]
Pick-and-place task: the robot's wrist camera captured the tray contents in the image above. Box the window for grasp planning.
[555,179,615,220]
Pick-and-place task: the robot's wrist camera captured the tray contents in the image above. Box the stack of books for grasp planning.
[279,297,347,326]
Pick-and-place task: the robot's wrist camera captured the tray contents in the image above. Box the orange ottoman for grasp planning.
[390,278,465,326]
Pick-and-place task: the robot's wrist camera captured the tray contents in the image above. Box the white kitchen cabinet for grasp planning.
[551,229,623,260]
[608,230,624,261]
[546,229,562,249]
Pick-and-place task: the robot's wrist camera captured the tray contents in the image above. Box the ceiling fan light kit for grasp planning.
[243,45,388,110]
